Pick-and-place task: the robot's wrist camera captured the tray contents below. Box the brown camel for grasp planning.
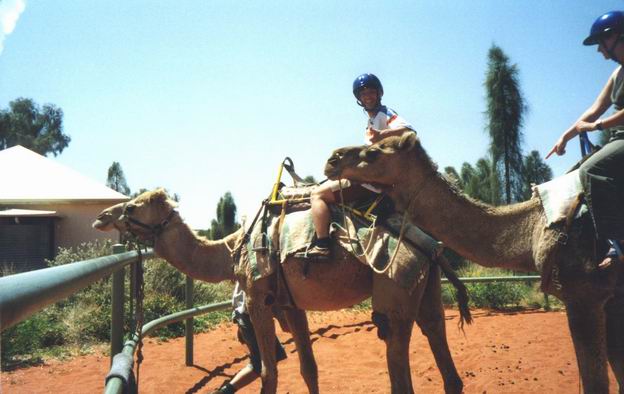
[93,188,470,394]
[324,131,624,394]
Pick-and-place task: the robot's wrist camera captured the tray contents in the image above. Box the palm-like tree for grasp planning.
[106,161,131,196]
[484,45,527,204]
[521,150,553,200]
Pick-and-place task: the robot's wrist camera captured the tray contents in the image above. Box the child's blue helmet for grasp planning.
[352,73,384,99]
[583,11,624,45]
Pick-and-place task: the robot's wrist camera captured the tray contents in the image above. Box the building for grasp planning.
[0,145,129,272]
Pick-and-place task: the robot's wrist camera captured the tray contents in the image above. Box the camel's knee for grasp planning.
[417,315,446,338]
[372,311,391,340]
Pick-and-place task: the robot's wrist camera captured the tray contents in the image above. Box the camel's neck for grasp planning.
[393,171,542,271]
[153,220,239,283]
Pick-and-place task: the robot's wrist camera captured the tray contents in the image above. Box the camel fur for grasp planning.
[93,188,471,394]
[324,132,624,394]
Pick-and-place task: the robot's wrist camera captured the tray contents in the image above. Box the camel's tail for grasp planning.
[435,253,473,329]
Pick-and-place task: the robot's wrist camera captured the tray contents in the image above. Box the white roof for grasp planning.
[0,145,129,203]
[0,209,58,217]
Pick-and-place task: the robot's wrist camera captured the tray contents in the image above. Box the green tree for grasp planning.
[520,150,553,200]
[303,175,317,184]
[484,45,527,204]
[208,192,240,240]
[461,157,500,204]
[106,162,131,196]
[443,166,463,189]
[0,98,70,156]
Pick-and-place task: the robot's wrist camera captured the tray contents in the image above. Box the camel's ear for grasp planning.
[397,132,417,151]
[359,146,382,162]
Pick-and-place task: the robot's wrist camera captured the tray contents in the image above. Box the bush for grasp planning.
[1,241,235,369]
[442,263,549,311]
[1,307,66,369]
[467,281,529,309]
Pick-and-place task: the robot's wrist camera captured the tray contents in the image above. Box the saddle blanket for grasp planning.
[534,169,587,227]
[239,206,432,293]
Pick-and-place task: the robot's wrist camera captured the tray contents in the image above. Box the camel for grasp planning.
[93,188,471,394]
[324,131,624,394]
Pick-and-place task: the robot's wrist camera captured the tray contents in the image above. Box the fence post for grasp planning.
[185,275,194,366]
[110,244,126,364]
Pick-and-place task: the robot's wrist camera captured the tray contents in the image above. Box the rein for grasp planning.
[338,173,430,275]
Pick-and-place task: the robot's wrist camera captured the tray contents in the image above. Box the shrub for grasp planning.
[1,307,66,369]
[1,241,236,369]
[442,263,547,311]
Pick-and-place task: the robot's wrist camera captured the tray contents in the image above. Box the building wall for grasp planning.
[4,201,124,250]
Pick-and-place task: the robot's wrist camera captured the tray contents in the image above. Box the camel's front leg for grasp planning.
[565,298,610,393]
[372,275,416,394]
[283,308,319,394]
[416,264,463,394]
[247,284,279,393]
[606,269,624,393]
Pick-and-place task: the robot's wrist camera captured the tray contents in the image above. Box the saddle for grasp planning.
[234,158,441,302]
[534,169,620,292]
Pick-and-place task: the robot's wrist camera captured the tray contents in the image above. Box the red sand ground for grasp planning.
[1,308,619,393]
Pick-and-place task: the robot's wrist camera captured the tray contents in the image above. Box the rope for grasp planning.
[130,242,145,392]
[337,183,404,275]
[337,184,377,259]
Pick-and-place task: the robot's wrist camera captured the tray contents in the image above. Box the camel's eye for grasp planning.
[124,204,136,214]
[360,147,381,162]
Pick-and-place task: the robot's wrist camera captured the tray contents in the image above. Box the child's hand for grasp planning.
[367,127,381,143]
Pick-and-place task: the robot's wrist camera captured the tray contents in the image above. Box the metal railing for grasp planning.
[0,245,545,393]
[0,247,154,331]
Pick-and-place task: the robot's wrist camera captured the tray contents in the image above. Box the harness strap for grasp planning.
[540,193,584,292]
[232,200,267,265]
[126,208,177,238]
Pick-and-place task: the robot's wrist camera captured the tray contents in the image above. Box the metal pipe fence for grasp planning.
[0,244,546,394]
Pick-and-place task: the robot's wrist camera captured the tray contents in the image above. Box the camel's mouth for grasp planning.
[92,213,114,231]
[323,162,342,180]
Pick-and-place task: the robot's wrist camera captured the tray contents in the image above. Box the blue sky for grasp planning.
[0,1,621,228]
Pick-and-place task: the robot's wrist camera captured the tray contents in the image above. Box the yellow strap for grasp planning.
[270,162,285,203]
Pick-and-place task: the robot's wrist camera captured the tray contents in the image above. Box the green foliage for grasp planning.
[209,192,241,239]
[521,150,553,200]
[106,161,131,196]
[1,307,66,369]
[0,98,70,156]
[467,280,528,309]
[485,44,527,204]
[302,175,317,184]
[441,263,553,311]
[460,157,501,204]
[2,242,234,369]
[443,166,462,189]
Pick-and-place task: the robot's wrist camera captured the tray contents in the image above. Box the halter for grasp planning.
[121,203,178,243]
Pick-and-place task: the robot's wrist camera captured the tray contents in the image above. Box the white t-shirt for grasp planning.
[365,105,415,145]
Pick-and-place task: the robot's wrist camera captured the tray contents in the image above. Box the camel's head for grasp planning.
[92,202,126,232]
[324,132,424,187]
[92,188,179,241]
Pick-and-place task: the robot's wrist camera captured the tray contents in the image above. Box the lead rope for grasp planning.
[337,183,416,275]
[134,245,145,392]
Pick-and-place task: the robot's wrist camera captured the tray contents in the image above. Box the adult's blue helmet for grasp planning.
[352,73,384,100]
[583,11,624,46]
